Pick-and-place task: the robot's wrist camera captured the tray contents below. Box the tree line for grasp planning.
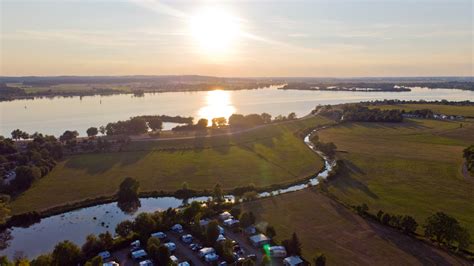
[342,104,403,122]
[463,145,474,175]
[355,203,470,251]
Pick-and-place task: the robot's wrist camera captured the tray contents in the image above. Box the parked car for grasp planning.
[131,249,147,261]
[199,247,216,258]
[269,246,287,258]
[181,234,193,243]
[130,240,141,249]
[170,255,179,264]
[151,231,167,240]
[164,242,177,252]
[139,260,154,266]
[171,224,183,233]
[247,254,257,261]
[97,251,111,260]
[204,253,219,263]
[190,243,202,251]
[178,262,191,266]
[218,261,228,266]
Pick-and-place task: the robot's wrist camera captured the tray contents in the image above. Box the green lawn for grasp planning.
[370,104,474,117]
[10,116,332,214]
[318,118,474,244]
[241,189,467,265]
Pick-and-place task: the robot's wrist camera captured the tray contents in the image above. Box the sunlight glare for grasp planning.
[189,7,240,55]
[198,90,236,125]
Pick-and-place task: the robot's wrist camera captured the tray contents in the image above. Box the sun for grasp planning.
[189,7,240,55]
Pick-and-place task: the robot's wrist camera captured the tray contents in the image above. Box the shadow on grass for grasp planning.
[64,150,149,175]
[366,221,454,265]
[332,160,379,199]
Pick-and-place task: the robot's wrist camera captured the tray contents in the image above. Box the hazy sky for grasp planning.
[1,0,472,77]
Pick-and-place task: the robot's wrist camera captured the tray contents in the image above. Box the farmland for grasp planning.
[318,117,474,247]
[240,188,468,265]
[10,116,333,214]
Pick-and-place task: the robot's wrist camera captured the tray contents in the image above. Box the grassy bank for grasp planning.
[240,188,468,265]
[318,117,474,246]
[10,116,332,214]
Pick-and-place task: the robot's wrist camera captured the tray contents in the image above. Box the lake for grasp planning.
[1,85,473,137]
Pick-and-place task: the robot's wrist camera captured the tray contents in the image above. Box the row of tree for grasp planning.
[356,203,470,251]
[342,105,403,122]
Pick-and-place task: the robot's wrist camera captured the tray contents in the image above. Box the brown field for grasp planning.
[241,189,469,265]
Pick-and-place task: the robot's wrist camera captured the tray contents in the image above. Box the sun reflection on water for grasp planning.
[198,90,236,125]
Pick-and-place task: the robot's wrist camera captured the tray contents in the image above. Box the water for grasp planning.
[0,129,333,259]
[1,86,472,137]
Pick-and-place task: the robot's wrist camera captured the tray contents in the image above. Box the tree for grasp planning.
[288,112,297,120]
[147,117,163,131]
[376,210,384,221]
[59,130,79,142]
[86,127,98,138]
[81,234,102,259]
[99,126,106,135]
[400,215,418,234]
[147,237,161,251]
[51,240,82,266]
[381,213,391,225]
[148,243,161,263]
[206,220,220,245]
[0,195,10,224]
[134,213,156,238]
[98,231,113,250]
[266,225,276,239]
[424,212,470,248]
[11,129,27,140]
[117,177,140,202]
[115,220,134,238]
[0,256,13,266]
[156,245,171,266]
[196,118,208,129]
[212,183,224,202]
[314,253,326,266]
[212,117,227,128]
[13,166,41,190]
[261,254,271,266]
[84,255,103,266]
[282,233,302,256]
[260,113,272,124]
[30,254,53,266]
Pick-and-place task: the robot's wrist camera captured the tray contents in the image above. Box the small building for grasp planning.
[219,211,232,221]
[283,256,304,266]
[249,234,271,247]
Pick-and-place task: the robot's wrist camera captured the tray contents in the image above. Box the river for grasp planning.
[1,85,472,137]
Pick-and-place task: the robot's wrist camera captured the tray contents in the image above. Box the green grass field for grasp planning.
[318,118,474,244]
[241,189,467,265]
[10,116,332,214]
[370,104,474,117]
